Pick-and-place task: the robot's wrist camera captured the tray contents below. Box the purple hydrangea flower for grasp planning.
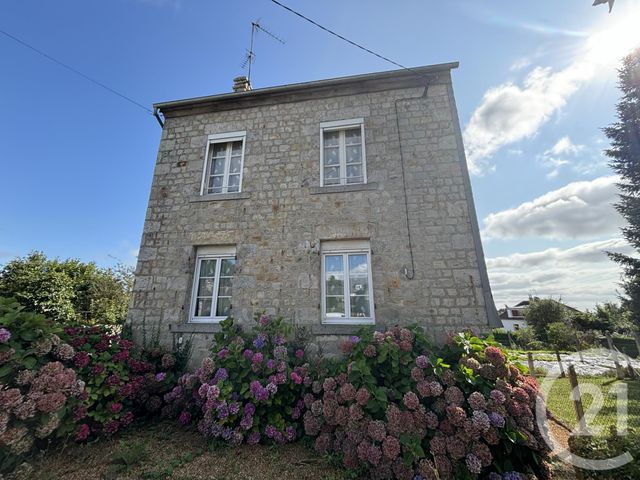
[266,359,276,370]
[273,335,286,346]
[243,349,254,360]
[155,372,166,382]
[253,334,267,349]
[244,403,256,416]
[247,431,260,444]
[489,412,506,429]
[213,368,228,383]
[217,403,230,419]
[266,382,278,395]
[285,426,296,442]
[265,425,277,438]
[229,402,240,415]
[0,328,11,343]
[350,335,360,344]
[259,314,271,326]
[217,348,229,359]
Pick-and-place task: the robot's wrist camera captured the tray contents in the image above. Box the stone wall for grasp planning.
[128,68,498,366]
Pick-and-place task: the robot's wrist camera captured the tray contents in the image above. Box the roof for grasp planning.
[154,63,459,118]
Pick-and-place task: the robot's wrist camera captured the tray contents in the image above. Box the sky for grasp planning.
[1,0,639,311]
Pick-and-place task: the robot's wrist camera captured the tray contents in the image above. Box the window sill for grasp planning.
[190,192,251,202]
[169,323,222,334]
[312,323,375,335]
[309,182,378,195]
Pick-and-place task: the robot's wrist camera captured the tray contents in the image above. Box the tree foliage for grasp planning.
[524,297,568,341]
[606,48,640,332]
[0,251,133,325]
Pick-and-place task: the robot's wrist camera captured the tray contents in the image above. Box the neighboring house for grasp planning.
[499,302,528,332]
[128,63,501,364]
[498,299,580,332]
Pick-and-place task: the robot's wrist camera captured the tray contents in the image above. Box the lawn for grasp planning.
[544,376,640,434]
[26,421,346,480]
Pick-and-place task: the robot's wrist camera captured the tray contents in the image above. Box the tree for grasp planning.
[524,297,568,341]
[606,48,640,333]
[0,251,133,325]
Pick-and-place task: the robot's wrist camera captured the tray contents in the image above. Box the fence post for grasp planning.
[607,332,626,380]
[527,352,536,378]
[625,349,636,379]
[507,330,515,349]
[568,364,589,435]
[634,331,640,359]
[575,333,584,362]
[555,349,566,378]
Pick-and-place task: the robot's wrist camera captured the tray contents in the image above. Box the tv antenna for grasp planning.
[241,20,285,83]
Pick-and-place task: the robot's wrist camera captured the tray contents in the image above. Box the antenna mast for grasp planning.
[242,20,285,84]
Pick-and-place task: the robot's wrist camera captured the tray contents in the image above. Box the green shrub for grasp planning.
[303,328,552,479]
[545,322,579,350]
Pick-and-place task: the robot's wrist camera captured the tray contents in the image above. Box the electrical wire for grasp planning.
[270,0,411,72]
[0,29,153,115]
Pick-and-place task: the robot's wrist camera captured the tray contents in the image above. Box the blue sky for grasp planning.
[1,0,639,309]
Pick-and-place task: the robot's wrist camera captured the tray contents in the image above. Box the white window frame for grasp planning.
[200,131,247,195]
[321,240,375,325]
[319,118,367,187]
[189,246,236,323]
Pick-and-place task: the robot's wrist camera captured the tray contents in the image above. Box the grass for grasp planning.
[544,376,640,434]
[27,421,346,480]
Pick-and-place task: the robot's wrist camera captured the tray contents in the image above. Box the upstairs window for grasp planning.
[190,246,236,322]
[321,240,374,324]
[320,119,366,186]
[201,131,246,195]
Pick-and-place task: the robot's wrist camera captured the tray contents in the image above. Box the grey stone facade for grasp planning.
[128,63,500,366]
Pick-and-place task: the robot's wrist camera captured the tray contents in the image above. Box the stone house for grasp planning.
[128,63,501,364]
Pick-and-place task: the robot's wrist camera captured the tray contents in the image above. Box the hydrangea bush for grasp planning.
[303,327,552,480]
[60,324,181,440]
[0,298,84,474]
[0,298,183,475]
[163,314,311,446]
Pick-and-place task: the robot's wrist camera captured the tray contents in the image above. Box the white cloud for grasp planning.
[538,136,585,178]
[487,238,631,310]
[482,175,622,240]
[463,15,640,175]
[464,61,594,175]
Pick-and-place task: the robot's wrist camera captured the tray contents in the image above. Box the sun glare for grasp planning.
[585,15,640,66]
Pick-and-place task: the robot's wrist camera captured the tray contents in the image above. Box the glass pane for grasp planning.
[199,259,217,277]
[212,143,227,157]
[326,275,344,296]
[218,277,233,297]
[197,277,214,296]
[195,298,212,317]
[323,130,339,147]
[345,145,362,163]
[349,254,368,275]
[216,297,231,317]
[220,259,236,277]
[346,165,363,183]
[231,141,243,156]
[228,175,240,188]
[209,176,224,188]
[324,166,340,184]
[323,147,339,166]
[350,295,370,317]
[212,158,226,175]
[229,157,242,174]
[349,276,368,296]
[326,296,345,316]
[344,128,361,145]
[325,255,344,273]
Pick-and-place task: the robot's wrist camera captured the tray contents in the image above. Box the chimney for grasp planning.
[232,76,252,93]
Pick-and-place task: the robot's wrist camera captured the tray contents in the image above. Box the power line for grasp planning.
[0,29,153,115]
[270,0,409,71]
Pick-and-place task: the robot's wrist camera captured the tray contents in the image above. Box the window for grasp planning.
[320,119,366,186]
[190,246,236,322]
[321,240,374,324]
[201,131,246,195]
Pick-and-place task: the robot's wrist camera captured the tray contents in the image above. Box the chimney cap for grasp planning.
[232,76,252,93]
